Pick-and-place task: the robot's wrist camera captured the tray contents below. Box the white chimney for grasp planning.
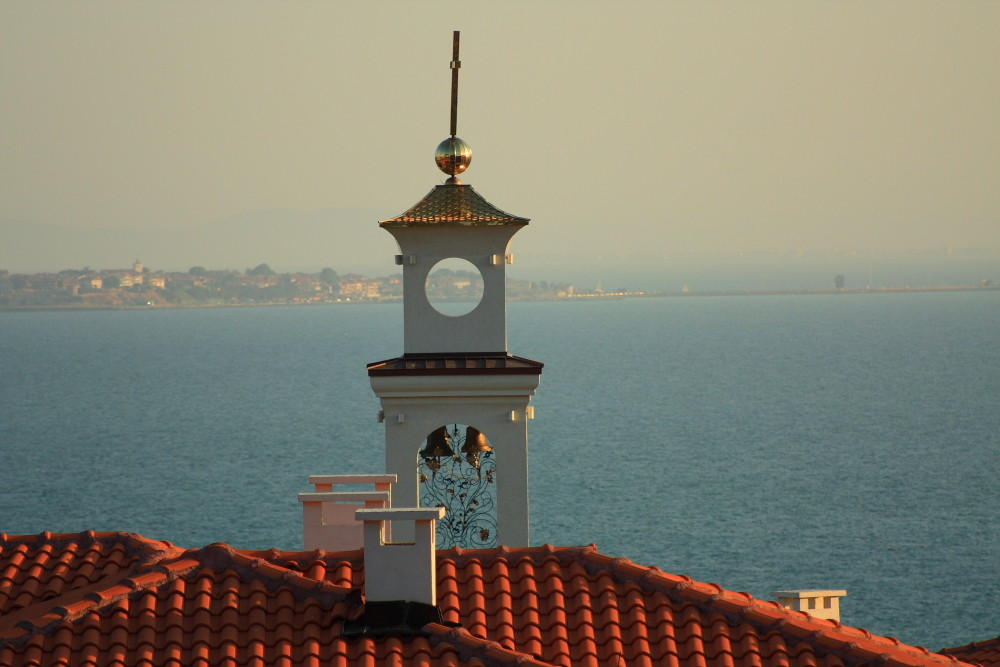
[357,506,445,606]
[772,589,848,622]
[298,474,396,551]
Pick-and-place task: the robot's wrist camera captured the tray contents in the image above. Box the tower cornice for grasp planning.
[368,354,543,377]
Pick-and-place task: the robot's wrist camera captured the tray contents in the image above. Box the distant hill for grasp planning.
[0,208,398,275]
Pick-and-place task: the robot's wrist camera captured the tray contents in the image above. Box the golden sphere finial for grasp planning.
[435,136,472,179]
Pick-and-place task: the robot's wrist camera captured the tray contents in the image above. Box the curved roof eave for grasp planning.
[379,184,529,227]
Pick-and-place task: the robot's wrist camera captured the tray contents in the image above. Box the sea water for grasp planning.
[0,291,997,649]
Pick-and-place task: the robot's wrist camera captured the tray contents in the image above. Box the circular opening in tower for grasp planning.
[424,258,484,317]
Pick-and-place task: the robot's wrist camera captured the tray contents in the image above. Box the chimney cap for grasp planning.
[772,589,847,598]
[309,474,397,485]
[298,491,390,503]
[357,507,446,522]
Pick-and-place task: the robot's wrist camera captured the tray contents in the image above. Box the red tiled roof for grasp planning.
[943,636,1000,667]
[0,532,976,667]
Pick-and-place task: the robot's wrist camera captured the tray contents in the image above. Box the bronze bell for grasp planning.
[462,426,491,470]
[461,426,492,455]
[420,426,455,459]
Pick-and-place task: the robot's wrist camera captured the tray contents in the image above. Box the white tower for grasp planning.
[368,32,541,548]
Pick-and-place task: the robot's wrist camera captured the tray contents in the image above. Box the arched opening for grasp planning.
[417,423,498,548]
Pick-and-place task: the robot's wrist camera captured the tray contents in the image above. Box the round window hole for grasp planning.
[425,258,484,317]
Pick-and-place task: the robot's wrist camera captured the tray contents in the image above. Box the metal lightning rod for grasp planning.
[435,31,471,181]
[449,31,460,138]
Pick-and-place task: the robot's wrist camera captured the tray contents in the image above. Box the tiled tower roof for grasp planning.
[380,184,528,226]
[0,532,977,667]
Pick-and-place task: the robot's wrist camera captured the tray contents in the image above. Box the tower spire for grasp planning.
[435,31,472,184]
[449,30,460,138]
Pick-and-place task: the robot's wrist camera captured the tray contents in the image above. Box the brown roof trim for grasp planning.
[367,354,543,376]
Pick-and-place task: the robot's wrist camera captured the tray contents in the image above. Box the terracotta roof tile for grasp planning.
[943,635,1000,667]
[0,533,980,667]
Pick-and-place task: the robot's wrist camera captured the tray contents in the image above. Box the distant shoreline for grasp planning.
[556,284,998,300]
[2,284,996,312]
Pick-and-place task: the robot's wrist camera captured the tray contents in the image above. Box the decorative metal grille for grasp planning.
[418,424,498,549]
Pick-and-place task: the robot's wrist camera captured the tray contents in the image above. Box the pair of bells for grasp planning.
[421,425,492,469]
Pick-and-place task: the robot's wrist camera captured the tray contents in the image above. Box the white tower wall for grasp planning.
[370,372,538,545]
[385,225,520,355]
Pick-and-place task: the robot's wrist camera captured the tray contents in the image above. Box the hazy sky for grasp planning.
[2,1,999,259]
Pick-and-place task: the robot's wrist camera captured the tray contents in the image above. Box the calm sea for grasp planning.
[1,292,997,650]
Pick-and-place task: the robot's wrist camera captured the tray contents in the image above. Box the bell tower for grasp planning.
[368,32,542,548]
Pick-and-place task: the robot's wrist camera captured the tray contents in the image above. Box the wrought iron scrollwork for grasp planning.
[418,424,498,548]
